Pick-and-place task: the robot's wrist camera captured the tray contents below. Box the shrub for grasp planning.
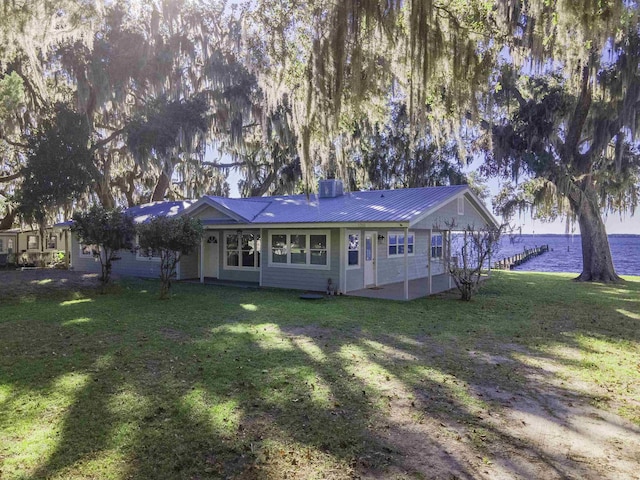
[71,206,135,285]
[136,216,203,299]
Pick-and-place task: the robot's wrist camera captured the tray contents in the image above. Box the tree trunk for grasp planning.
[151,170,171,202]
[95,181,115,208]
[573,186,621,283]
[0,208,16,230]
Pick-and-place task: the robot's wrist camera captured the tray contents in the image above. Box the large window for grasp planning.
[27,235,38,250]
[347,232,360,267]
[388,231,414,257]
[269,231,329,268]
[225,232,260,269]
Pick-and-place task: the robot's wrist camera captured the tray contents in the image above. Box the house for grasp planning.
[64,181,498,300]
[0,227,69,267]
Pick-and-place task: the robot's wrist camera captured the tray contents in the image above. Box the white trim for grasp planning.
[222,230,261,271]
[387,231,415,257]
[179,196,249,223]
[346,230,361,269]
[267,229,331,270]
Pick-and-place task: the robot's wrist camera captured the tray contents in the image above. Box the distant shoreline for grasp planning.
[511,233,640,238]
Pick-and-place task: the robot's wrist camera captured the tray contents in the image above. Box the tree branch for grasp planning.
[201,161,247,168]
[1,137,29,149]
[90,128,126,152]
[0,172,22,183]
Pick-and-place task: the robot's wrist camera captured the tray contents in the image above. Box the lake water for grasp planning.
[494,234,640,276]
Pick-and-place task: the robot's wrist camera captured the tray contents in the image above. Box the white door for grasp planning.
[204,232,219,278]
[364,231,376,286]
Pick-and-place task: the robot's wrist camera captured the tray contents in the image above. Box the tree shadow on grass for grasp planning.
[1,275,639,479]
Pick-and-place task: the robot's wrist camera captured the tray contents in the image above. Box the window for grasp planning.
[80,244,99,258]
[269,231,329,268]
[135,236,161,261]
[388,231,414,257]
[225,232,260,269]
[347,232,360,267]
[47,234,57,250]
[0,239,3,252]
[7,239,13,253]
[457,197,464,215]
[431,233,443,258]
[27,235,38,250]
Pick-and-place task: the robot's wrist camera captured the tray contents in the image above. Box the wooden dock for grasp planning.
[493,245,549,270]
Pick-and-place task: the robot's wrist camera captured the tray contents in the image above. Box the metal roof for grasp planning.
[55,201,194,228]
[125,201,194,224]
[57,185,495,229]
[201,185,469,224]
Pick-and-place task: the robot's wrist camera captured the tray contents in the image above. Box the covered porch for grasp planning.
[347,273,456,300]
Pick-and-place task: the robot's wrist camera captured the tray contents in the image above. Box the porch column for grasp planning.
[199,237,205,283]
[340,228,346,295]
[403,226,409,300]
[64,230,70,269]
[427,229,432,295]
[259,228,264,287]
[448,231,453,289]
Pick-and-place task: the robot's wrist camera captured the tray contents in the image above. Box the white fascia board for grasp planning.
[180,197,247,223]
[408,187,499,229]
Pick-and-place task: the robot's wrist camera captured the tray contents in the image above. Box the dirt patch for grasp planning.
[0,269,103,302]
[159,327,190,342]
[352,340,640,480]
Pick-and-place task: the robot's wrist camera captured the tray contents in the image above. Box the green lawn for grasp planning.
[1,272,639,479]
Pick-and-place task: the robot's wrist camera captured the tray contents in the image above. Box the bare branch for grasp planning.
[0,172,22,183]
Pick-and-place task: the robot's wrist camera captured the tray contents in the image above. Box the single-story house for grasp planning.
[63,181,498,300]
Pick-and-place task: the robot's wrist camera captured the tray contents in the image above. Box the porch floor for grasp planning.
[347,273,455,301]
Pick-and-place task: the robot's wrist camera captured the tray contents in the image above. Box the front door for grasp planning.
[204,232,219,278]
[364,231,376,286]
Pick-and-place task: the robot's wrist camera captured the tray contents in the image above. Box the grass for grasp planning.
[0,271,639,479]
